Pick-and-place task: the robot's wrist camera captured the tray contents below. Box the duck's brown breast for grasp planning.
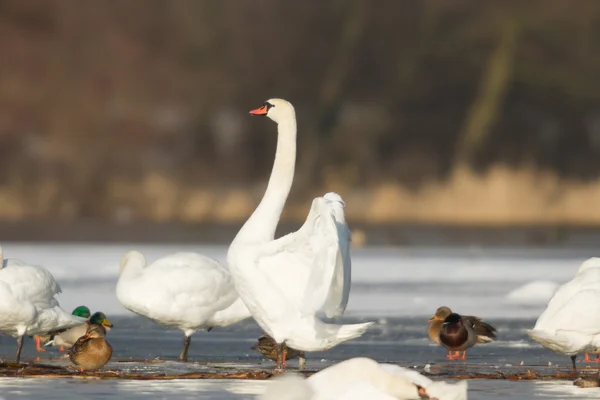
[70,339,112,370]
[428,320,442,344]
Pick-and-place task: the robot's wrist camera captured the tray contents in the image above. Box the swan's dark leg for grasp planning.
[275,343,284,370]
[298,352,306,370]
[179,335,191,362]
[15,335,24,364]
[571,355,577,372]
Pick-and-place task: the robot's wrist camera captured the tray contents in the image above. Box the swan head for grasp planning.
[249,98,295,124]
[119,250,146,276]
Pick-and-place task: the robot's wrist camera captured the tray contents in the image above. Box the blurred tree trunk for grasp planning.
[296,0,368,191]
[453,18,520,169]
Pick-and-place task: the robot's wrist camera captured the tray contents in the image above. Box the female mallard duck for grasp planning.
[46,311,113,351]
[34,306,91,352]
[70,324,113,371]
[437,313,477,360]
[427,306,497,360]
[251,334,306,369]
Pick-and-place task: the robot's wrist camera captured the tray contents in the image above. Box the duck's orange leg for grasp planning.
[446,351,460,360]
[282,350,287,368]
[35,336,45,352]
[596,355,600,363]
[59,346,65,352]
[585,353,593,362]
[460,351,467,360]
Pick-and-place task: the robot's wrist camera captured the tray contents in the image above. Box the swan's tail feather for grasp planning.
[321,321,374,347]
[527,329,576,354]
[38,307,87,333]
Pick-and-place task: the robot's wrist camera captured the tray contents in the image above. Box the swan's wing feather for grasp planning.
[536,266,600,328]
[537,289,600,334]
[322,192,352,318]
[121,253,238,323]
[0,264,61,305]
[255,195,348,317]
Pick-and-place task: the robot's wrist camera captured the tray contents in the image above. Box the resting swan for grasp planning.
[260,357,469,400]
[527,257,600,371]
[116,250,250,361]
[0,245,87,363]
[227,98,373,369]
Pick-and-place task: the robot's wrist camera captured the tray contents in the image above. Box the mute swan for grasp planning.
[227,98,373,369]
[116,250,250,361]
[527,257,600,371]
[0,246,87,363]
[260,357,469,400]
[427,307,496,360]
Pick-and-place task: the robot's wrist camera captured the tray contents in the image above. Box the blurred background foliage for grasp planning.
[1,0,600,226]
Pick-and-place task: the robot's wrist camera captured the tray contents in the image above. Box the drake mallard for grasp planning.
[437,313,480,360]
[46,311,113,351]
[34,305,91,352]
[69,324,113,371]
[251,334,306,369]
[427,306,496,360]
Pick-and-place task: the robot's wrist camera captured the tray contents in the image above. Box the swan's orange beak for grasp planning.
[249,104,268,116]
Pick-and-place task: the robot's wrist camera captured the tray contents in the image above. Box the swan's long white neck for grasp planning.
[234,114,297,244]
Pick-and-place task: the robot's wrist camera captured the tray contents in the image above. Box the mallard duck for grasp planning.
[46,311,113,351]
[0,246,87,363]
[69,324,113,371]
[428,306,497,360]
[437,313,478,360]
[34,305,91,352]
[251,334,306,369]
[527,257,600,371]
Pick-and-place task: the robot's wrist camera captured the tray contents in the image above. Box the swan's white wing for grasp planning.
[322,192,352,318]
[535,289,600,334]
[255,195,344,317]
[535,266,600,328]
[0,264,61,305]
[119,252,239,329]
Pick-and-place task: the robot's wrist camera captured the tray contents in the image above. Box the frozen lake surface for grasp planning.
[1,243,600,399]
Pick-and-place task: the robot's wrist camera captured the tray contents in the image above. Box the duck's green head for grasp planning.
[72,306,91,319]
[90,312,114,330]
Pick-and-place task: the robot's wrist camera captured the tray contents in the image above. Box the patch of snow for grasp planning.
[504,281,560,306]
